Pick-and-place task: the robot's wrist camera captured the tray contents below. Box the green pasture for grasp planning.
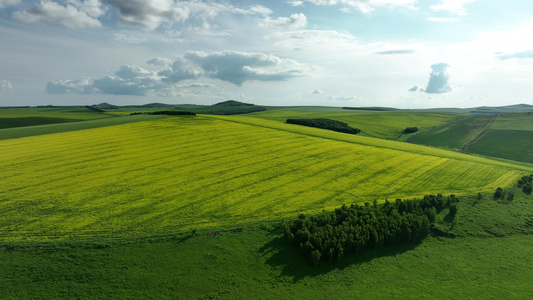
[0,116,528,242]
[1,190,533,299]
[0,106,112,129]
[467,130,533,164]
[248,109,458,139]
[0,114,167,140]
[406,114,495,149]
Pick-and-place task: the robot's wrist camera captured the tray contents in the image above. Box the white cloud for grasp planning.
[66,0,106,18]
[106,1,271,31]
[302,0,416,13]
[147,57,173,67]
[158,57,203,83]
[13,0,103,29]
[259,13,307,29]
[46,51,309,95]
[408,85,424,92]
[430,0,475,15]
[497,50,533,60]
[46,78,94,94]
[0,0,20,9]
[0,80,13,91]
[425,63,452,94]
[289,1,304,6]
[107,0,190,31]
[184,51,310,86]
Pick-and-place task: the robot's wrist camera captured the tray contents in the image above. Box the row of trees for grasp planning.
[286,118,361,134]
[282,194,458,265]
[518,174,533,195]
[129,110,196,116]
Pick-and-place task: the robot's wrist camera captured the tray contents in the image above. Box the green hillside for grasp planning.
[248,109,458,139]
[0,115,529,242]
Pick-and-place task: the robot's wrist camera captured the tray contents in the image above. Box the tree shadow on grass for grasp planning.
[259,234,422,283]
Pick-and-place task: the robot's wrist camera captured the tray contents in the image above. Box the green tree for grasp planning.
[310,250,321,266]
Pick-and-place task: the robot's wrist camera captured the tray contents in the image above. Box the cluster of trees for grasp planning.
[286,118,361,135]
[402,127,419,134]
[129,110,196,116]
[282,194,458,265]
[518,174,533,195]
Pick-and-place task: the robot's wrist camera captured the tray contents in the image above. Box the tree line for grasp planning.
[281,194,458,266]
[129,110,196,116]
[518,174,533,195]
[286,118,361,134]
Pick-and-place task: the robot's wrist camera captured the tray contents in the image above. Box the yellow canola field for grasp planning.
[0,116,525,241]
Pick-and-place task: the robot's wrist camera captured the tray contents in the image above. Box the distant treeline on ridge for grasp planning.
[286,118,361,134]
[130,110,196,116]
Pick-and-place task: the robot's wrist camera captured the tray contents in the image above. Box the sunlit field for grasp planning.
[0,115,526,242]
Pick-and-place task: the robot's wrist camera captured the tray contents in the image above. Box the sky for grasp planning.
[1,0,533,108]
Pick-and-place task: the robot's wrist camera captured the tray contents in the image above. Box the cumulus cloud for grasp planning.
[289,1,304,6]
[106,0,190,31]
[147,57,173,67]
[184,51,309,86]
[311,88,323,94]
[0,80,13,91]
[46,78,94,94]
[302,0,416,13]
[106,0,271,31]
[47,51,309,95]
[0,0,20,9]
[13,0,104,29]
[430,0,475,15]
[424,63,452,94]
[47,65,162,96]
[497,50,533,60]
[259,13,307,29]
[158,57,203,83]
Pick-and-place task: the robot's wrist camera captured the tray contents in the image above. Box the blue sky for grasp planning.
[1,0,533,108]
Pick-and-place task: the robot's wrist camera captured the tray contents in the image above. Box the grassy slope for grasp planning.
[0,107,112,129]
[0,115,168,140]
[1,189,532,299]
[404,112,533,163]
[0,116,530,242]
[465,113,533,163]
[249,109,458,139]
[406,114,495,149]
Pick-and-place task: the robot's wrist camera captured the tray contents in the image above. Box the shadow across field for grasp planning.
[259,233,422,283]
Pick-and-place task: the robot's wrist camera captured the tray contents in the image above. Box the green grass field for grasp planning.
[466,130,533,163]
[1,189,532,299]
[0,114,168,140]
[0,106,112,129]
[2,106,533,298]
[0,115,529,242]
[406,113,533,163]
[406,114,495,149]
[248,109,458,139]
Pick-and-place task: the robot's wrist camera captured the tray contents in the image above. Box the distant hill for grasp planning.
[212,100,254,107]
